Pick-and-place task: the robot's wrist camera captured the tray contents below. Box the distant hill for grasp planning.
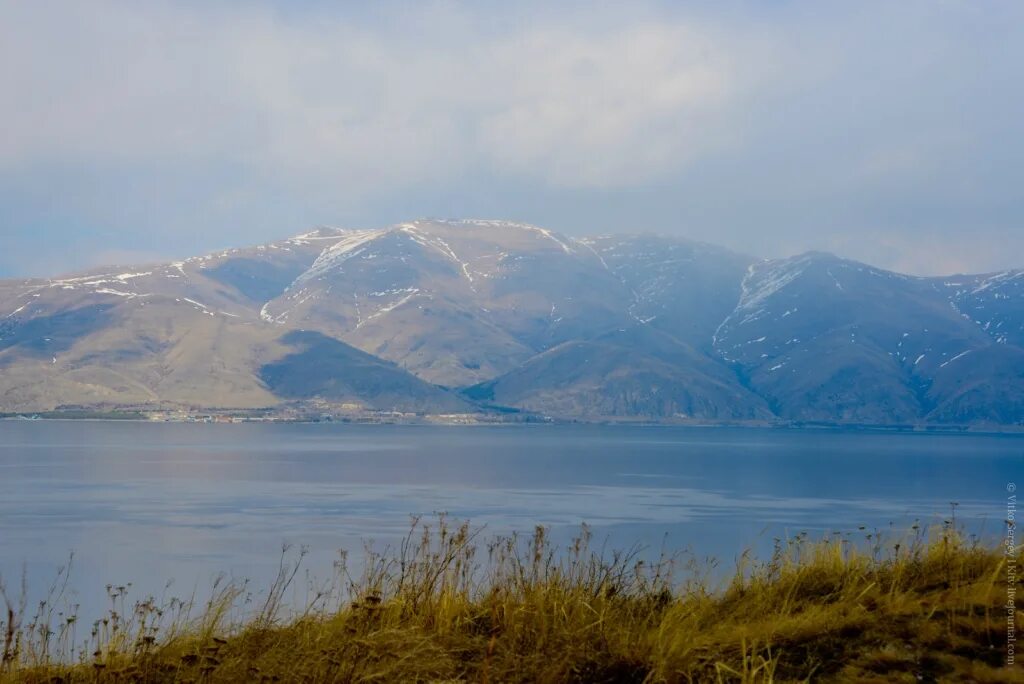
[2,219,1023,426]
[260,330,471,413]
[465,326,771,420]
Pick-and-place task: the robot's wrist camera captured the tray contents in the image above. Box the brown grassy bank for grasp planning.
[1,518,1020,683]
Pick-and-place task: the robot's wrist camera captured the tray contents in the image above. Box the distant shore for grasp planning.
[2,409,1023,434]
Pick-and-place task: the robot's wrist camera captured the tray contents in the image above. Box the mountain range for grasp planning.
[2,219,1022,427]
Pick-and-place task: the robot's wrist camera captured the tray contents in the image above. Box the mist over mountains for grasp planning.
[2,219,1022,426]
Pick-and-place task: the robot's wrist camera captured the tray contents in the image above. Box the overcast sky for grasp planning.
[1,0,1021,277]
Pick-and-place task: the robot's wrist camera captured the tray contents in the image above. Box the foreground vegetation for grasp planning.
[1,517,1019,683]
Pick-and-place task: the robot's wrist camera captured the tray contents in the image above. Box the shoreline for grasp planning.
[3,412,1024,435]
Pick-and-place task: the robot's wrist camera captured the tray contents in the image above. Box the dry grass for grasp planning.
[1,515,1020,683]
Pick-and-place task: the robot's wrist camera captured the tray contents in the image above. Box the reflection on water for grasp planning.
[0,421,1018,621]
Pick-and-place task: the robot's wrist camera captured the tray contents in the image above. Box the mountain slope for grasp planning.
[936,269,1024,347]
[260,219,633,386]
[466,326,771,420]
[0,300,278,411]
[259,330,472,412]
[711,253,1022,424]
[583,235,754,349]
[2,220,1024,425]
[0,230,467,413]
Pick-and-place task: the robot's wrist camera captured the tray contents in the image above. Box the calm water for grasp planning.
[0,421,1020,621]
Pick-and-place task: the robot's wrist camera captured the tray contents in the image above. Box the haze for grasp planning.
[1,0,1021,278]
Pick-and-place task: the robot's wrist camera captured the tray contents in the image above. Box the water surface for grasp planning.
[0,421,1018,621]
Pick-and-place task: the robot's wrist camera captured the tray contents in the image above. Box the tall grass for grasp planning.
[1,515,1020,682]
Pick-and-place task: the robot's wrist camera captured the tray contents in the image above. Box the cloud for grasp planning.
[474,23,752,187]
[0,0,1022,276]
[0,2,765,194]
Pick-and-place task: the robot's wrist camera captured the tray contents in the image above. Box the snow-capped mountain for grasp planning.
[2,219,1023,425]
[711,252,1024,423]
[258,219,632,386]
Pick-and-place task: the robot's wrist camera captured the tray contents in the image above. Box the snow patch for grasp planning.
[939,350,972,368]
[356,291,424,328]
[94,288,139,298]
[298,229,388,283]
[399,224,477,289]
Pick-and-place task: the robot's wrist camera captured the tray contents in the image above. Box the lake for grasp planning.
[0,421,1019,622]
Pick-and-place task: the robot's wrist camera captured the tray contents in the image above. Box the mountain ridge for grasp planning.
[2,219,1023,426]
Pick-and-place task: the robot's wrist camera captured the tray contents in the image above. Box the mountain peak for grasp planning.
[396,218,580,254]
[288,227,348,243]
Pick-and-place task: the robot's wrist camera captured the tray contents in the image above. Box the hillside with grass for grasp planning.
[1,518,1019,683]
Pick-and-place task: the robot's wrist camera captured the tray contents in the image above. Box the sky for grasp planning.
[0,0,1021,278]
